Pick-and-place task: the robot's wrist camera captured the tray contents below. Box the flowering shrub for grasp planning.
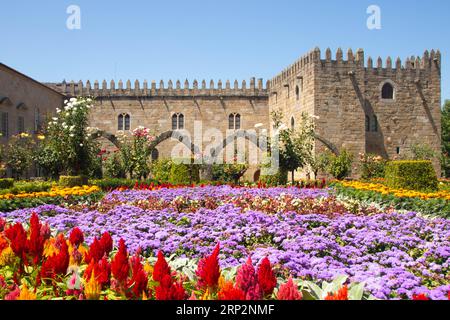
[359,153,386,180]
[1,186,449,300]
[4,133,36,179]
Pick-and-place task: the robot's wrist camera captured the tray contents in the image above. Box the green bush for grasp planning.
[103,152,126,179]
[385,160,438,191]
[59,176,88,187]
[90,178,158,190]
[0,178,14,189]
[359,153,386,180]
[259,169,288,186]
[328,150,353,180]
[168,161,200,185]
[150,159,173,182]
[0,181,53,195]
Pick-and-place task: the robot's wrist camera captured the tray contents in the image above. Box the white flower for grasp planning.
[64,100,68,104]
[69,134,75,137]
[87,98,92,103]
[70,98,77,102]
[254,123,263,129]
[52,117,58,121]
[80,143,84,147]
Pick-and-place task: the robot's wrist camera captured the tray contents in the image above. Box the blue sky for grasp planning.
[1,0,449,101]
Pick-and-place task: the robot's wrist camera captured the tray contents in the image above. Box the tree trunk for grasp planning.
[291,171,295,184]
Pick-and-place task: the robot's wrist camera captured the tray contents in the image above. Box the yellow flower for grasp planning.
[0,247,16,267]
[144,262,153,276]
[43,239,59,258]
[201,289,211,300]
[84,273,101,300]
[18,284,37,300]
[142,291,149,301]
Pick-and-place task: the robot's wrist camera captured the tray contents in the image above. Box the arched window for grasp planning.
[381,83,394,99]
[118,114,130,131]
[229,113,241,130]
[172,113,185,130]
[291,117,295,130]
[365,115,370,132]
[372,115,378,132]
[295,86,300,101]
[151,148,159,161]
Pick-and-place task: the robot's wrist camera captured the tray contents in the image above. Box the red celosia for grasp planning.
[153,251,171,283]
[127,252,148,299]
[4,223,27,260]
[0,217,6,232]
[325,285,349,301]
[257,257,277,297]
[40,236,69,281]
[84,256,111,289]
[69,227,85,247]
[155,274,186,300]
[84,238,103,263]
[277,277,302,300]
[196,244,221,290]
[218,281,246,300]
[27,213,45,265]
[111,239,130,285]
[412,293,430,301]
[235,257,262,300]
[99,232,113,257]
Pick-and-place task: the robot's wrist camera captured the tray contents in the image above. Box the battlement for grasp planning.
[48,78,270,98]
[270,47,441,87]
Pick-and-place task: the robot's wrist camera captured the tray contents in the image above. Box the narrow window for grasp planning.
[235,114,241,130]
[172,113,185,130]
[151,148,159,161]
[372,115,378,132]
[118,114,124,131]
[1,112,8,138]
[178,114,184,129]
[295,86,300,101]
[396,147,401,155]
[124,114,131,131]
[229,114,235,130]
[17,116,25,134]
[229,113,241,130]
[381,83,394,99]
[291,117,295,130]
[172,114,178,130]
[365,115,370,132]
[34,108,40,133]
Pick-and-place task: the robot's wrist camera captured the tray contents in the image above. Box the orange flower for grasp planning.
[325,285,348,300]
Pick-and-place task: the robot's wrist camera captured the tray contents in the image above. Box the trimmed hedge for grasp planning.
[59,176,89,188]
[168,162,200,185]
[385,161,438,191]
[259,169,288,186]
[0,179,14,190]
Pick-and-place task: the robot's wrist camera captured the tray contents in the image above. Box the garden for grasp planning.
[0,98,449,300]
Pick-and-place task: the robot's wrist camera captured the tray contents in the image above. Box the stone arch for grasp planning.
[90,130,120,148]
[380,79,396,100]
[213,130,267,159]
[148,130,201,155]
[314,134,340,155]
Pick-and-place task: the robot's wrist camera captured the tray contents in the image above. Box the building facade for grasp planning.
[0,47,442,179]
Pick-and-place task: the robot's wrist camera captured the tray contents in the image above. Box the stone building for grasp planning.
[0,47,443,179]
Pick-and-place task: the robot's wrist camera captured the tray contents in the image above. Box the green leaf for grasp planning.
[348,282,365,300]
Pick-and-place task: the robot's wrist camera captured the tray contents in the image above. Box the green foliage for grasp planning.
[332,181,450,218]
[103,152,126,179]
[0,181,53,195]
[90,178,158,190]
[259,168,288,186]
[307,152,331,180]
[0,178,14,189]
[407,143,437,161]
[169,160,200,185]
[327,149,353,180]
[150,159,172,182]
[359,153,386,180]
[4,133,36,179]
[34,145,62,179]
[385,161,438,192]
[442,100,450,177]
[59,176,88,187]
[212,163,249,184]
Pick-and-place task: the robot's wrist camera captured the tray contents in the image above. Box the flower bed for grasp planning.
[332,181,450,217]
[1,186,449,300]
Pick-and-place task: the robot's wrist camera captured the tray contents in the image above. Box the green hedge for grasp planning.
[169,162,200,185]
[150,160,173,182]
[259,169,288,186]
[0,179,14,190]
[385,161,438,191]
[90,178,159,190]
[59,176,89,188]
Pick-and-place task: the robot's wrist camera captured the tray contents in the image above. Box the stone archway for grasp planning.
[314,134,340,155]
[90,130,120,148]
[148,130,202,155]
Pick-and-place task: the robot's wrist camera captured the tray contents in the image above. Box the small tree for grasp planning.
[359,153,386,180]
[327,149,353,180]
[4,133,36,179]
[408,143,437,161]
[307,152,331,180]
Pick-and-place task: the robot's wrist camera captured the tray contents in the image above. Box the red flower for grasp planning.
[196,244,221,290]
[257,257,277,297]
[0,218,6,232]
[99,232,113,256]
[111,239,130,285]
[5,223,27,260]
[277,277,302,300]
[235,257,262,300]
[412,293,430,301]
[127,252,148,299]
[69,227,84,247]
[40,236,69,281]
[325,285,348,301]
[218,281,246,300]
[84,238,103,263]
[153,251,171,283]
[27,213,45,265]
[84,256,111,289]
[155,274,186,300]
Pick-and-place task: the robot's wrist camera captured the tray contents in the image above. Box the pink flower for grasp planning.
[235,257,262,300]
[277,277,302,300]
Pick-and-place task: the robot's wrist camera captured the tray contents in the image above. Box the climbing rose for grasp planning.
[277,277,302,300]
[69,228,84,247]
[153,251,171,283]
[111,239,130,285]
[235,257,262,300]
[218,281,246,301]
[412,293,430,301]
[325,285,349,301]
[196,244,221,290]
[257,257,277,297]
[27,213,45,265]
